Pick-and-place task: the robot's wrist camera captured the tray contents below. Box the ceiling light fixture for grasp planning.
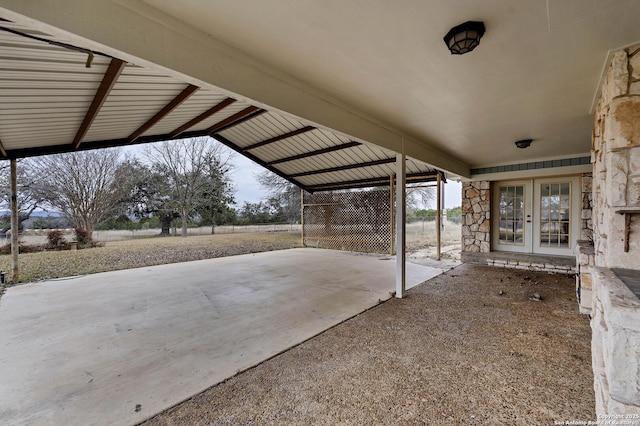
[514,139,533,149]
[443,21,486,55]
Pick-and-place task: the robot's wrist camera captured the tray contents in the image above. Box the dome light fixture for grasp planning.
[443,21,486,55]
[515,139,533,149]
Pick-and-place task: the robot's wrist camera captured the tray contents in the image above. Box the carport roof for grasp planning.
[0,19,440,192]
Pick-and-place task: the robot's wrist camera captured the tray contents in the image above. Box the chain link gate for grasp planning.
[302,188,393,254]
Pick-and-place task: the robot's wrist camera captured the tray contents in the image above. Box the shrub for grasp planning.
[46,230,69,250]
[0,241,46,254]
[74,228,102,249]
[74,228,89,245]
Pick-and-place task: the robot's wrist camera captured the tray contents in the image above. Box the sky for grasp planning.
[124,141,463,210]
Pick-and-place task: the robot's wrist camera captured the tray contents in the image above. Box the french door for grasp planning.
[493,176,580,255]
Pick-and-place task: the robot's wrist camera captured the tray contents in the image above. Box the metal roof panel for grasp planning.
[0,18,442,189]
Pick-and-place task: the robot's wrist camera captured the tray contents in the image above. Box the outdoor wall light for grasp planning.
[443,21,486,55]
[514,139,533,149]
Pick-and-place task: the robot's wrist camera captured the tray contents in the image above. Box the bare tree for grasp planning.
[144,137,235,237]
[406,184,435,211]
[35,149,128,234]
[255,170,301,224]
[0,158,48,232]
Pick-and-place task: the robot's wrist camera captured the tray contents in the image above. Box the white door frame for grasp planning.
[492,176,581,256]
[531,176,581,256]
[493,180,532,253]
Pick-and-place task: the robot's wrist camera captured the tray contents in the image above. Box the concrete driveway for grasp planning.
[0,248,443,425]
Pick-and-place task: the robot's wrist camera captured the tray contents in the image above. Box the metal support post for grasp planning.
[390,176,395,255]
[10,159,19,283]
[300,189,305,247]
[436,172,442,261]
[395,153,406,298]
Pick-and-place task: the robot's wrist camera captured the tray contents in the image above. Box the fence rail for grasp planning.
[11,217,462,248]
[10,223,301,244]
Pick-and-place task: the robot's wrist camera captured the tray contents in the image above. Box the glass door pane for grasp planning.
[498,185,525,245]
[538,181,570,248]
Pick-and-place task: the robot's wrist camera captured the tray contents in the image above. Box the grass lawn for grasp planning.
[0,232,302,284]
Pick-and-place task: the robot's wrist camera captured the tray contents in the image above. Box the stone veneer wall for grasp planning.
[581,172,594,242]
[589,46,640,416]
[461,181,490,253]
[575,240,595,315]
[591,268,640,415]
[592,49,640,267]
[575,173,595,315]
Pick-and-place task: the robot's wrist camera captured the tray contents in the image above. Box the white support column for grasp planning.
[389,176,395,255]
[395,153,406,298]
[300,189,305,247]
[436,172,442,261]
[10,159,19,283]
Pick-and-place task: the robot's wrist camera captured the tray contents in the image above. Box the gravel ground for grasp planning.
[142,264,594,425]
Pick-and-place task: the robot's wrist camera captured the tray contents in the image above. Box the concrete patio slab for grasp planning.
[0,248,442,426]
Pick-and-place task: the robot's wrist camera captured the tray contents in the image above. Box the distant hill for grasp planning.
[0,210,62,217]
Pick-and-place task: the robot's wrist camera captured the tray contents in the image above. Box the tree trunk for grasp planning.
[159,213,173,235]
[16,205,38,232]
[181,207,188,238]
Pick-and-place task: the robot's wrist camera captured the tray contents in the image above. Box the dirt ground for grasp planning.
[141,264,594,425]
[0,232,301,283]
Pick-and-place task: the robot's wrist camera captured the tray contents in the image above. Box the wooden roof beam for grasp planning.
[266,141,361,166]
[72,58,126,149]
[288,158,395,178]
[129,84,199,142]
[0,139,7,158]
[206,106,263,134]
[306,176,391,192]
[211,108,267,134]
[241,126,315,152]
[169,97,236,138]
[213,133,309,192]
[305,172,440,192]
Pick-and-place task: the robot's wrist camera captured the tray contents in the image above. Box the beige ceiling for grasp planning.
[1,0,640,179]
[141,0,640,168]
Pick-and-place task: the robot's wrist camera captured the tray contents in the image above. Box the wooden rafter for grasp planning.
[0,139,7,158]
[72,58,126,149]
[305,172,440,192]
[266,141,361,166]
[241,126,316,152]
[288,158,395,178]
[306,177,391,191]
[169,97,236,138]
[206,106,262,134]
[214,134,309,191]
[212,108,267,134]
[129,84,199,142]
[6,130,210,159]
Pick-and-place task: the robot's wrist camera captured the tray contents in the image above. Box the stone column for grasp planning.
[590,45,640,416]
[580,173,593,242]
[461,181,490,253]
[592,49,640,268]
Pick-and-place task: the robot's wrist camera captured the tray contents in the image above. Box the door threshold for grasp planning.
[462,251,575,274]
